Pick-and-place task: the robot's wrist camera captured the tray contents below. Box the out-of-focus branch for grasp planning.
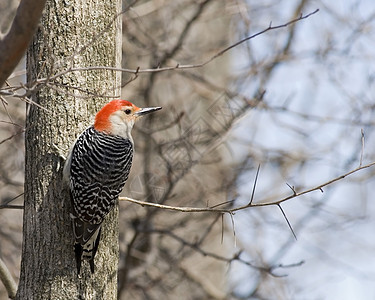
[119,160,375,212]
[0,257,17,299]
[36,9,319,81]
[157,0,213,67]
[0,0,47,87]
[146,228,303,276]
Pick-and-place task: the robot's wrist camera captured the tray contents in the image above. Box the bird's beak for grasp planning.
[135,106,162,116]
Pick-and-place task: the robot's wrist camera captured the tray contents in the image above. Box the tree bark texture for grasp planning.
[16,0,121,299]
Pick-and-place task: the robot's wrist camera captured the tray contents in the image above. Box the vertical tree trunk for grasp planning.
[16,0,121,298]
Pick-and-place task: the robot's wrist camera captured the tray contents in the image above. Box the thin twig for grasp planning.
[278,204,297,240]
[229,213,237,247]
[360,128,365,167]
[249,164,260,205]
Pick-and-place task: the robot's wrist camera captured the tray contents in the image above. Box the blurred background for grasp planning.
[1,0,375,299]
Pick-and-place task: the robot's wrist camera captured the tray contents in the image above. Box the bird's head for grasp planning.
[94,100,162,139]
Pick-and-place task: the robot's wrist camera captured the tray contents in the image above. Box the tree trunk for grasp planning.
[16,0,121,298]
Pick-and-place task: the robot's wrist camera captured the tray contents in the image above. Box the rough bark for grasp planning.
[16,0,121,299]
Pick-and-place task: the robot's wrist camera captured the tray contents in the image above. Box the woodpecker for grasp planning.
[63,99,161,274]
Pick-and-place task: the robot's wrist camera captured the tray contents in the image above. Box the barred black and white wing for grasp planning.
[67,126,133,273]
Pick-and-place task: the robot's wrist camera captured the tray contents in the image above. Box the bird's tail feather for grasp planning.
[71,214,102,274]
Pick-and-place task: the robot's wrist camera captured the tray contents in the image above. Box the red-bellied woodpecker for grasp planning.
[63,99,161,274]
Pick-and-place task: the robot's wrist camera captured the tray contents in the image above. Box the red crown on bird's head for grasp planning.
[94,100,139,132]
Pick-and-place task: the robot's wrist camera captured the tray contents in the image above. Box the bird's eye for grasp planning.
[125,109,132,115]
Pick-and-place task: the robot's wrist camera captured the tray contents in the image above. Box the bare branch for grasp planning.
[285,182,297,196]
[0,193,24,209]
[120,196,231,213]
[119,160,375,213]
[259,161,375,207]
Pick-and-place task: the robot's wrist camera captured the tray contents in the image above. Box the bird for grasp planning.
[63,99,162,274]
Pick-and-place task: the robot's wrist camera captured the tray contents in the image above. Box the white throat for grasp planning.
[108,113,134,143]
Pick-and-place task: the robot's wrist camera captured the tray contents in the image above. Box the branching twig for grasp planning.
[0,193,24,209]
[119,160,375,213]
[260,161,375,208]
